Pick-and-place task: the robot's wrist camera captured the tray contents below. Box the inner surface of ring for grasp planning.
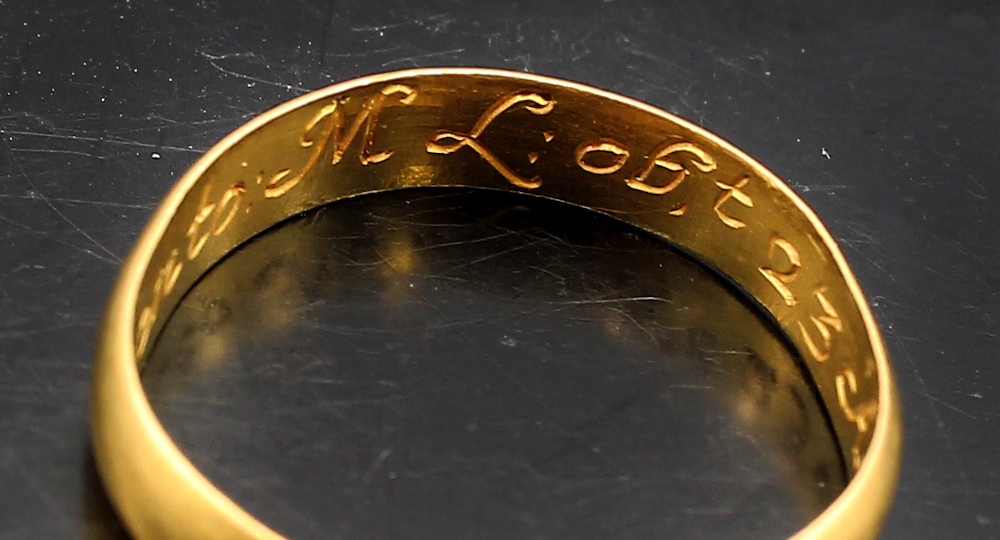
[129,71,882,489]
[142,188,845,540]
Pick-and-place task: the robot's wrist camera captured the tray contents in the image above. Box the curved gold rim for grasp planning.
[91,68,901,540]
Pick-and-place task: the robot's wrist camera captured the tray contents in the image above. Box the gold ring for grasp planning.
[91,68,902,540]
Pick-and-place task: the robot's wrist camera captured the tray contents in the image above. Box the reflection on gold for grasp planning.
[141,220,316,389]
[387,165,437,190]
[585,237,845,514]
[378,228,420,303]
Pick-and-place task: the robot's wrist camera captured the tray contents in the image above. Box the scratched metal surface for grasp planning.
[0,1,998,539]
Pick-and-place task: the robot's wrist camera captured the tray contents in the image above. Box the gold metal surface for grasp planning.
[91,68,902,540]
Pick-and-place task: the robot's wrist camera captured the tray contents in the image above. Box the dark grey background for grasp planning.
[1,0,998,539]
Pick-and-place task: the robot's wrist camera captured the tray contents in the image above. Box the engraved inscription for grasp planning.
[835,367,878,469]
[758,234,801,307]
[575,138,630,175]
[574,138,719,218]
[713,175,753,229]
[135,249,183,357]
[426,90,555,189]
[135,85,419,358]
[265,84,417,198]
[798,286,843,363]
[835,368,877,433]
[624,142,717,195]
[186,182,246,260]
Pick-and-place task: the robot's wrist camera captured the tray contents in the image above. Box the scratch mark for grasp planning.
[0,193,155,209]
[0,212,37,231]
[552,296,672,307]
[323,46,403,59]
[2,448,73,525]
[528,264,567,283]
[8,147,106,160]
[872,302,973,498]
[611,305,660,345]
[3,129,202,154]
[1,140,121,264]
[442,237,549,274]
[54,238,119,265]
[915,389,978,420]
[381,48,467,68]
[405,229,520,254]
[348,13,454,34]
[199,51,308,93]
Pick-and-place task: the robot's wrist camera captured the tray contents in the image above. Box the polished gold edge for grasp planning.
[92,68,901,540]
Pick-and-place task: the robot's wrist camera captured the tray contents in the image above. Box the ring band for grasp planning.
[91,68,901,540]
